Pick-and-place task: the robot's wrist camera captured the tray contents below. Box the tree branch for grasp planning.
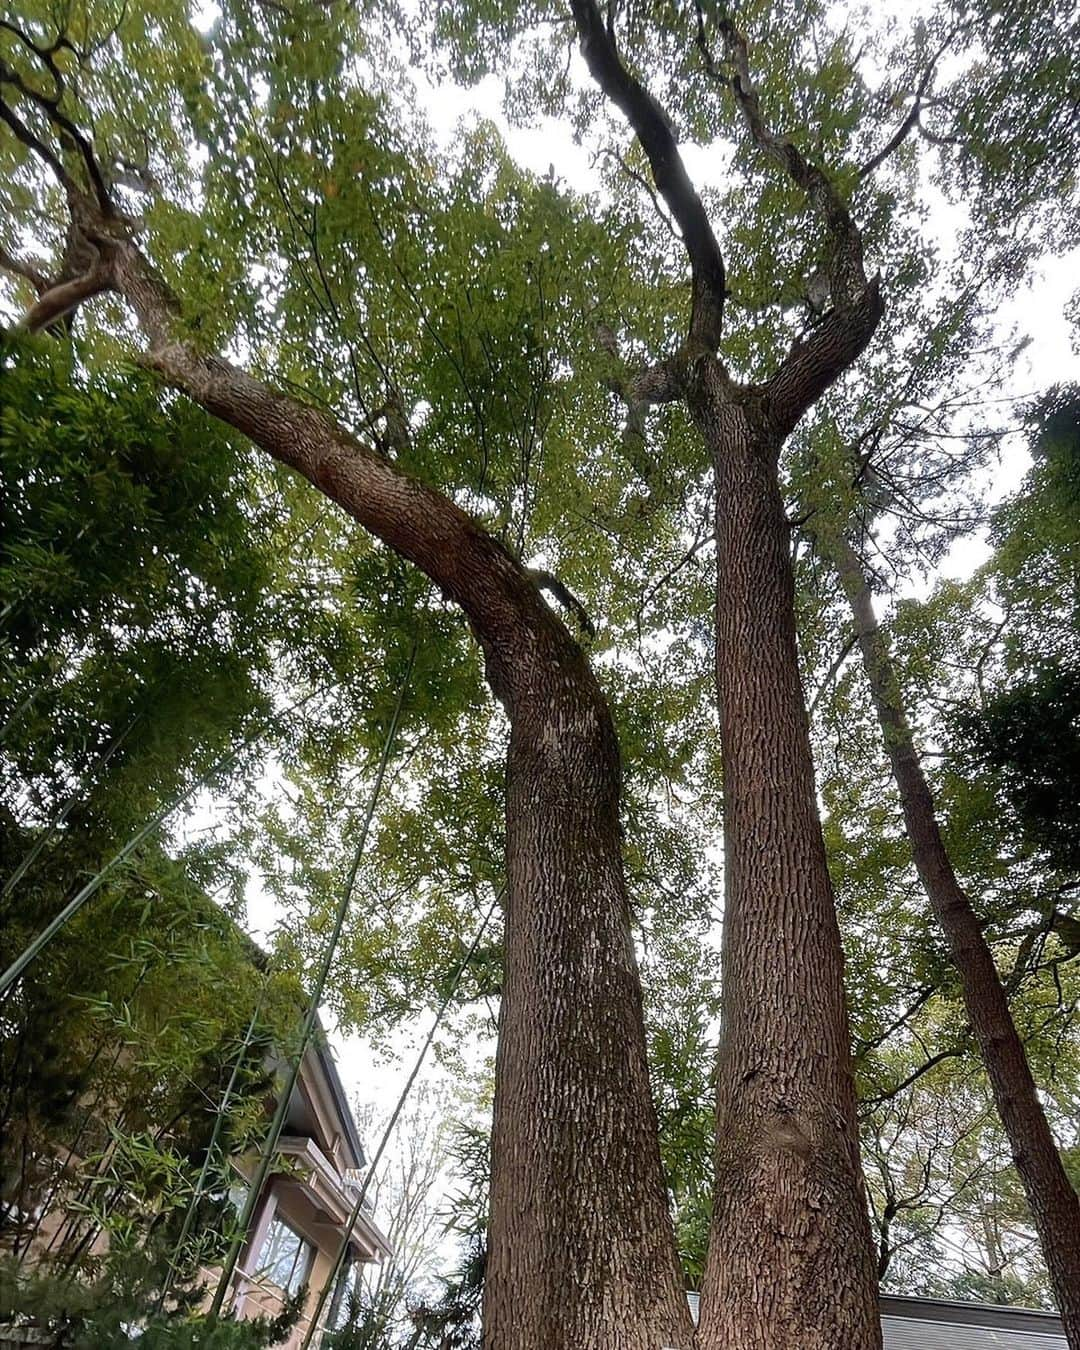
[569,0,726,351]
[0,54,112,209]
[858,26,963,180]
[807,629,859,718]
[596,146,679,242]
[529,569,596,637]
[0,243,49,293]
[21,260,113,332]
[860,1047,965,1108]
[693,12,884,432]
[765,288,883,437]
[58,223,593,715]
[712,16,867,307]
[0,91,78,195]
[597,331,682,476]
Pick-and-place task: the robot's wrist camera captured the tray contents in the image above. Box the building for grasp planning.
[221,1030,393,1347]
[879,1294,1067,1349]
[0,861,391,1347]
[3,1024,391,1350]
[684,1292,1068,1347]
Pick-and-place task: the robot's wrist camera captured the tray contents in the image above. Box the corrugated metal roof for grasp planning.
[885,1317,1063,1350]
[881,1296,1067,1349]
[684,1293,1068,1347]
[882,1314,1065,1348]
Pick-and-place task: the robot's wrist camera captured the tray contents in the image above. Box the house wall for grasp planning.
[224,1176,346,1349]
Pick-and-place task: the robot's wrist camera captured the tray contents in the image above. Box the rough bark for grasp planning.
[828,531,1080,1349]
[78,233,692,1350]
[488,665,694,1349]
[694,373,882,1350]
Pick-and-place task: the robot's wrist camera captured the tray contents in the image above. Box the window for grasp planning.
[255,1215,312,1296]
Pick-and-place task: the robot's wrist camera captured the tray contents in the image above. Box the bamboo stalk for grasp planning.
[2,714,142,901]
[157,988,267,1310]
[0,683,334,999]
[0,688,39,745]
[298,889,501,1349]
[209,639,418,1319]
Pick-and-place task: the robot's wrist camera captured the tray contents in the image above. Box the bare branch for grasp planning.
[61,223,602,723]
[598,331,682,474]
[858,27,962,180]
[711,16,868,307]
[807,629,859,718]
[0,92,78,195]
[861,1047,966,1108]
[693,12,883,429]
[596,145,679,242]
[0,243,49,292]
[624,358,683,406]
[859,96,925,182]
[0,55,112,209]
[765,288,883,437]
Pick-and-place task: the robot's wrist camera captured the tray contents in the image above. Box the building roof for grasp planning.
[239,916,367,1171]
[881,1294,1067,1348]
[281,1026,367,1174]
[684,1293,1067,1347]
[312,1029,366,1169]
[276,1134,393,1261]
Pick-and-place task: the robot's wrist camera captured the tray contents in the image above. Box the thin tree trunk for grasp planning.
[696,383,881,1349]
[98,238,692,1350]
[827,530,1080,1348]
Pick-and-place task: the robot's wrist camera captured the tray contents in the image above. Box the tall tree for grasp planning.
[426,0,1077,1335]
[799,343,1080,1336]
[818,523,1080,1344]
[0,7,691,1347]
[515,7,887,1342]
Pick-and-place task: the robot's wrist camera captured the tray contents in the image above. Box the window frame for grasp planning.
[254,1213,314,1298]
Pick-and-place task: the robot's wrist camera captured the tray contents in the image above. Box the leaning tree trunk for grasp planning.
[695,382,882,1350]
[93,237,693,1350]
[827,530,1080,1349]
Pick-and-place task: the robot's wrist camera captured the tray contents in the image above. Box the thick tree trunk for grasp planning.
[695,376,881,1350]
[103,242,693,1350]
[486,643,694,1350]
[829,531,1080,1349]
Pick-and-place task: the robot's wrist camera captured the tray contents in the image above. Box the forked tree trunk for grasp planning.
[100,240,693,1350]
[695,380,881,1350]
[828,531,1080,1349]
